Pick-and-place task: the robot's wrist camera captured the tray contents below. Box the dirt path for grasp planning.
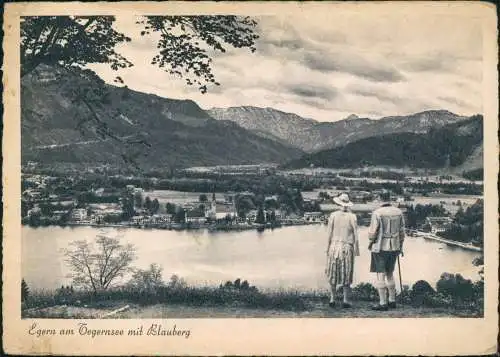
[23,301,481,319]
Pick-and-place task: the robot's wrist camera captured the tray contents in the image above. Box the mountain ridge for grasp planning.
[208,106,475,152]
[284,115,483,171]
[21,65,304,172]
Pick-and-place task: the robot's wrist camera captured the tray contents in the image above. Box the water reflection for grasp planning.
[22,225,481,292]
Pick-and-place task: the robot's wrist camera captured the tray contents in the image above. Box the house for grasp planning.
[273,209,284,221]
[214,203,237,220]
[93,188,105,197]
[71,208,88,222]
[52,210,68,221]
[150,214,172,224]
[426,217,453,234]
[185,209,207,224]
[349,190,373,203]
[304,212,325,222]
[131,215,148,225]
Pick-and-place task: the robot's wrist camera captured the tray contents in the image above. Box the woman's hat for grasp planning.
[333,193,353,207]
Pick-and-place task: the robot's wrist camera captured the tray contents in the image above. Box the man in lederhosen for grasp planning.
[368,198,406,311]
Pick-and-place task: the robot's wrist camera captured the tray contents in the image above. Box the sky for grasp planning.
[88,12,483,122]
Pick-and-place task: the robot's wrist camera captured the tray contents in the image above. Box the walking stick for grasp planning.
[397,254,404,308]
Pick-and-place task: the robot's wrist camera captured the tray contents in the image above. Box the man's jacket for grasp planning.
[368,204,405,253]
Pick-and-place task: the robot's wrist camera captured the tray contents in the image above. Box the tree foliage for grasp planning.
[405,203,448,229]
[140,16,258,93]
[21,16,133,77]
[21,15,259,93]
[63,234,136,294]
[438,199,483,245]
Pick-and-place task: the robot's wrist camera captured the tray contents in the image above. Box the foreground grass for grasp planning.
[22,299,481,319]
[22,285,482,319]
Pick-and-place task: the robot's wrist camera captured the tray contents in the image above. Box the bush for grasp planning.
[436,273,475,301]
[410,280,435,306]
[411,280,435,296]
[421,292,454,308]
[399,284,412,304]
[472,256,484,266]
[352,283,378,301]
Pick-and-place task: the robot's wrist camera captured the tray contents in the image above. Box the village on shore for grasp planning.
[21,164,484,252]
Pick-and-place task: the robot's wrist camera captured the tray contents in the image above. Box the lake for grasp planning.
[22,225,481,292]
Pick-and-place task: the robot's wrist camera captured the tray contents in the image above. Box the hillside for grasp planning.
[284,116,483,170]
[208,107,472,152]
[21,65,304,172]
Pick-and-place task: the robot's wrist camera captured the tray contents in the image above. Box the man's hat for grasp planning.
[333,193,353,208]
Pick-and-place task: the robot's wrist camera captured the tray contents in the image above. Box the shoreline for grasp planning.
[411,230,483,252]
[22,220,325,232]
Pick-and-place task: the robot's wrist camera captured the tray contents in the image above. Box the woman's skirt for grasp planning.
[325,243,355,287]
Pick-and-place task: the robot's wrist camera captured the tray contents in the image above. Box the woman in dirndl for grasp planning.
[325,193,360,308]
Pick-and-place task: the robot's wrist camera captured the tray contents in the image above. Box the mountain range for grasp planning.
[284,115,483,171]
[208,106,473,152]
[21,65,303,172]
[21,65,483,174]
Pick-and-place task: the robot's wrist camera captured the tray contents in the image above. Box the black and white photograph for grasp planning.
[3,1,499,355]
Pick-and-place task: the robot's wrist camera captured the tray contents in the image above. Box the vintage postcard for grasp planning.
[3,1,499,355]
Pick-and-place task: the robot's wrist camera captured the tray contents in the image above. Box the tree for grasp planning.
[264,198,279,210]
[233,278,241,289]
[21,279,30,302]
[21,15,259,93]
[224,213,233,224]
[236,196,255,218]
[151,198,160,214]
[255,206,266,224]
[144,196,152,213]
[127,263,164,292]
[139,16,258,93]
[166,202,176,215]
[121,194,135,220]
[199,194,208,202]
[174,207,186,223]
[134,191,143,209]
[21,16,133,78]
[268,210,277,223]
[63,234,136,294]
[169,274,187,290]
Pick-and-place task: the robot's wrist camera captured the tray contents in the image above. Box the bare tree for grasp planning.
[63,234,136,294]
